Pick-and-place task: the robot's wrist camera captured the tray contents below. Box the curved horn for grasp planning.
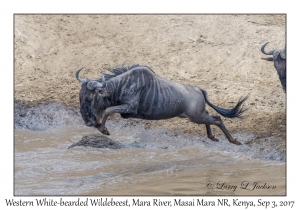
[280,47,286,59]
[87,81,104,90]
[261,42,276,55]
[75,68,89,83]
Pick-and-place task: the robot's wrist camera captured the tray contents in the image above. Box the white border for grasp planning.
[2,0,299,209]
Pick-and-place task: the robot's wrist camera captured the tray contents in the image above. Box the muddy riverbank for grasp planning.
[14,102,285,162]
[14,102,286,195]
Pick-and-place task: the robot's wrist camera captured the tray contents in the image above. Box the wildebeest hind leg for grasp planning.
[205,124,219,142]
[205,115,241,145]
[189,112,241,145]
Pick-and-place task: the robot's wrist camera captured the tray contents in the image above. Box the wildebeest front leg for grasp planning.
[97,104,134,135]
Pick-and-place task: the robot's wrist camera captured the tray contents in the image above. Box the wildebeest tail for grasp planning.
[200,89,249,118]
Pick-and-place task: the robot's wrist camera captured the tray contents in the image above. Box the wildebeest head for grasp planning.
[261,42,286,61]
[76,68,110,127]
[261,42,286,92]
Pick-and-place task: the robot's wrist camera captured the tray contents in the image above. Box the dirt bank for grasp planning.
[14,15,286,151]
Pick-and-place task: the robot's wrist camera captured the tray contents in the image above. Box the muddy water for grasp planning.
[14,125,285,196]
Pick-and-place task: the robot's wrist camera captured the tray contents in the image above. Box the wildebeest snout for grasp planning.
[86,121,93,127]
[85,115,97,127]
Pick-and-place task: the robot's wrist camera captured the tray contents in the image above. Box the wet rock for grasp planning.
[68,134,124,149]
[14,102,82,131]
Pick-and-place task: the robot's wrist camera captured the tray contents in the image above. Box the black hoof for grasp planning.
[209,137,219,142]
[231,140,242,145]
[102,130,110,135]
[97,126,110,135]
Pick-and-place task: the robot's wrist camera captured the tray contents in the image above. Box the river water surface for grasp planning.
[14,124,285,196]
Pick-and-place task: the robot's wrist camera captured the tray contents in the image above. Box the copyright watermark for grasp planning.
[206,181,214,189]
[206,181,276,192]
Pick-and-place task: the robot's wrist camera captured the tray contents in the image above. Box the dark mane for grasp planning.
[97,63,155,82]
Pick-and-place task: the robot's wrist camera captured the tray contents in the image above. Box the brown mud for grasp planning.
[14,14,286,158]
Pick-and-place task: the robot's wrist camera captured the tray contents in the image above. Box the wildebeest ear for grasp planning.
[100,75,107,87]
[272,51,280,60]
[280,48,286,59]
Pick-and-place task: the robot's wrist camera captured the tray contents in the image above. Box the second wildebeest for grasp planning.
[261,42,286,92]
[76,64,248,145]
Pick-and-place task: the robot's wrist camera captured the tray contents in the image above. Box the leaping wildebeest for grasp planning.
[261,42,286,92]
[76,64,248,145]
